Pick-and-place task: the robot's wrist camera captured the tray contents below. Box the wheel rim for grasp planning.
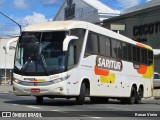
[138,89,142,100]
[131,89,136,103]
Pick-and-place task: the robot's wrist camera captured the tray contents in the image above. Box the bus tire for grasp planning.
[127,87,136,104]
[36,96,43,105]
[76,83,86,105]
[135,87,143,104]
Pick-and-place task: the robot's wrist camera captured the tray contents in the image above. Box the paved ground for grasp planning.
[1,84,160,99]
[0,84,160,120]
[0,93,160,120]
[0,84,13,93]
[0,83,160,105]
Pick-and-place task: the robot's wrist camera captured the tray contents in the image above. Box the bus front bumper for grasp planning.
[13,82,66,96]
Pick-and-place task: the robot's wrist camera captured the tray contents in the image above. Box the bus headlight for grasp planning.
[49,80,55,84]
[14,79,22,84]
[54,75,70,83]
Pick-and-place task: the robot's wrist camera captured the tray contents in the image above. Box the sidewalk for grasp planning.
[0,84,13,93]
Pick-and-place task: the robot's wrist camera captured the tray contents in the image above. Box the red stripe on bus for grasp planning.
[94,66,109,76]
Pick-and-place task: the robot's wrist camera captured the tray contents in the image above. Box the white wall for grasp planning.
[0,37,17,69]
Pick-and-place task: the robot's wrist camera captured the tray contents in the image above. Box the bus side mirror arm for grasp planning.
[63,36,78,51]
[5,37,18,54]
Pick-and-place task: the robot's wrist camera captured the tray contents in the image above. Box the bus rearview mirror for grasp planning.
[5,37,18,54]
[63,36,78,51]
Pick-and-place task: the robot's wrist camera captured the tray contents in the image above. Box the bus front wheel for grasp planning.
[76,83,86,105]
[36,96,43,105]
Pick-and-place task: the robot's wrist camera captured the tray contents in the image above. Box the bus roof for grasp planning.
[23,21,152,50]
[23,21,88,32]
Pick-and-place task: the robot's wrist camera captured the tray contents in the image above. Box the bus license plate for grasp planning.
[31,88,40,93]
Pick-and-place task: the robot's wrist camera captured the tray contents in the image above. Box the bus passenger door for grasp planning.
[67,44,79,95]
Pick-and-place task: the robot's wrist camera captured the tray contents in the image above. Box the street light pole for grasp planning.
[0,11,22,34]
[0,11,21,84]
[5,51,6,84]
[3,46,7,84]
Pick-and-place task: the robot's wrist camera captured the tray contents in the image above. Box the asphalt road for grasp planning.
[0,93,160,120]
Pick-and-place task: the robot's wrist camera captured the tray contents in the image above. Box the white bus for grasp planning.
[13,21,154,105]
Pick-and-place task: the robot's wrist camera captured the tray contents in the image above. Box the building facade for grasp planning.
[0,37,17,82]
[54,0,120,23]
[103,1,160,73]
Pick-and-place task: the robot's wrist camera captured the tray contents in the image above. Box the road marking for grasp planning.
[51,110,60,111]
[81,115,92,117]
[81,115,103,119]
[12,104,18,106]
[20,96,34,98]
[91,117,103,119]
[107,107,133,111]
[51,110,68,113]
[27,106,42,109]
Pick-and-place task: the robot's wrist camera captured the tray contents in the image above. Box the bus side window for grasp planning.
[148,50,153,65]
[111,39,122,59]
[128,44,132,61]
[85,32,98,57]
[99,35,106,56]
[67,43,76,69]
[132,46,137,63]
[111,39,117,58]
[117,41,122,59]
[70,28,85,61]
[99,35,111,57]
[137,47,141,63]
[122,43,128,60]
[141,49,147,65]
[105,38,111,57]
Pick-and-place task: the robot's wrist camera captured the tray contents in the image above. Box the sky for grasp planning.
[0,0,152,36]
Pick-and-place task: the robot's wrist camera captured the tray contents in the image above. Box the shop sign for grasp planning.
[64,0,75,20]
[133,22,160,36]
[133,21,160,42]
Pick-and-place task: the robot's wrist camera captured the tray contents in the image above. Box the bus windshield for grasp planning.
[14,31,66,76]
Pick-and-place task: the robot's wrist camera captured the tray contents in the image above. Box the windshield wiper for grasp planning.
[39,54,50,76]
